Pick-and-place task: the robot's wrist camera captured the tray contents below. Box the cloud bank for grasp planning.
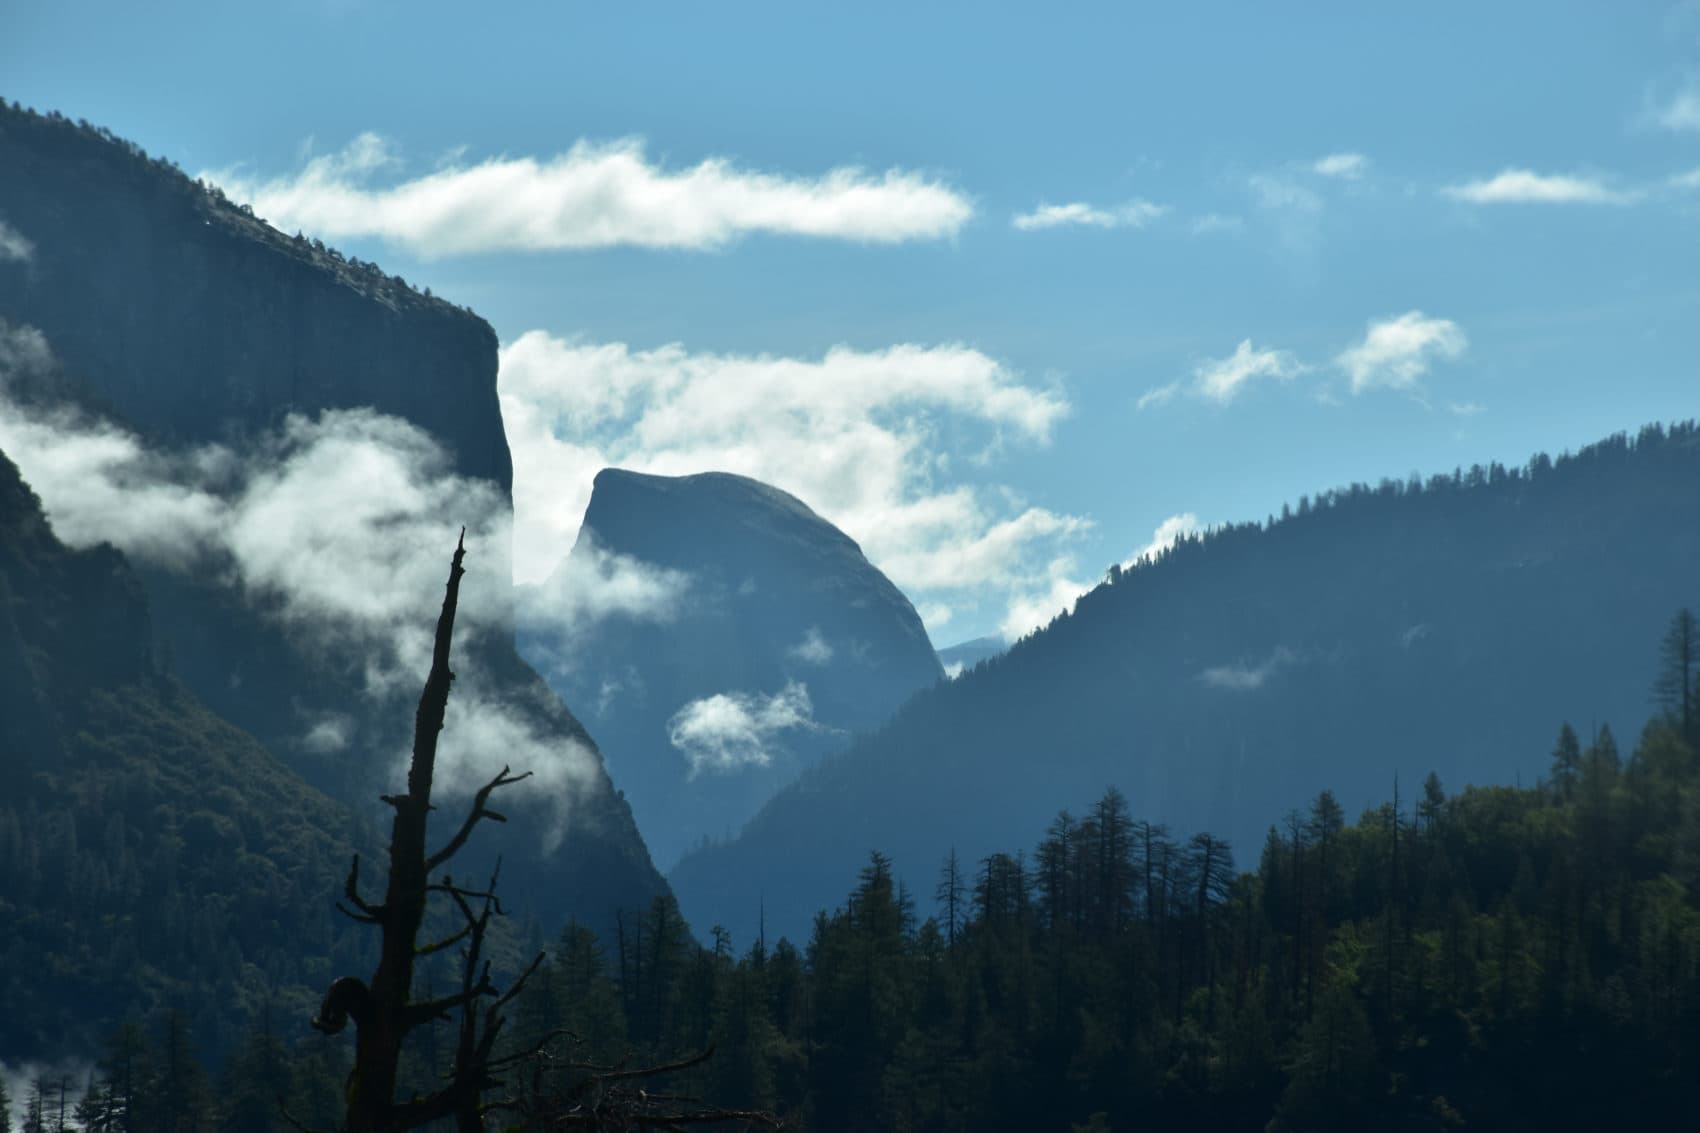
[205,134,973,255]
[0,322,601,843]
[498,333,1083,635]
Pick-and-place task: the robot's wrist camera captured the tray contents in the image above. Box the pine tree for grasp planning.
[1550,723,1583,803]
[1654,609,1699,742]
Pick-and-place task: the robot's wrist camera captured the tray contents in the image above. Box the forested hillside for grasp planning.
[36,617,1695,1132]
[673,424,1700,942]
[0,449,367,1064]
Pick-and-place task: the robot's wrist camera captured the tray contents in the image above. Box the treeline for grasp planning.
[21,614,1700,1132]
[0,101,466,314]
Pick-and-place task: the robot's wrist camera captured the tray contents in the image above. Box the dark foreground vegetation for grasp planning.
[10,613,1697,1132]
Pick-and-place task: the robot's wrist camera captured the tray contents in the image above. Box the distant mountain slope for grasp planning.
[0,449,363,1063]
[936,634,1006,677]
[0,103,667,939]
[671,424,1700,942]
[520,468,942,868]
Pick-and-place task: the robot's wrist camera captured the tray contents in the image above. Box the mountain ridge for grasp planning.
[670,422,1700,942]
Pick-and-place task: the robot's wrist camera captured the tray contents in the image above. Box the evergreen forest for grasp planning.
[9,614,1697,1132]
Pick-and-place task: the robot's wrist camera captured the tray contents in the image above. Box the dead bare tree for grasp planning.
[303,532,543,1133]
[300,533,779,1133]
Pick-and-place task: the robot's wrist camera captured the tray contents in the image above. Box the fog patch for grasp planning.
[0,320,599,849]
[1,1059,94,1128]
[520,533,690,635]
[788,627,834,666]
[0,218,33,264]
[1199,647,1298,691]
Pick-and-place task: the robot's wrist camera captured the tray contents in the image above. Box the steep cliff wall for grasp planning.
[0,104,509,493]
[0,103,666,938]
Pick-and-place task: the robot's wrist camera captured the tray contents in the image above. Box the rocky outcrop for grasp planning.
[520,469,943,869]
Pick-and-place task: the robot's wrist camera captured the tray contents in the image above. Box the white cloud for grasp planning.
[998,555,1094,642]
[498,333,1081,635]
[1336,311,1467,393]
[205,134,973,256]
[1123,512,1202,568]
[1448,400,1486,418]
[788,627,834,666]
[667,681,816,775]
[1654,89,1700,133]
[0,219,32,264]
[1199,647,1296,691]
[1313,152,1369,179]
[1012,199,1167,231]
[1194,339,1303,404]
[1671,167,1700,190]
[1441,169,1634,205]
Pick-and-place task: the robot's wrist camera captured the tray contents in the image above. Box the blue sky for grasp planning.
[5,0,1699,645]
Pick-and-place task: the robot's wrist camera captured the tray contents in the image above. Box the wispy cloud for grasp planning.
[1135,382,1180,410]
[1190,212,1245,235]
[204,133,974,256]
[1442,169,1634,205]
[1312,152,1370,179]
[1012,199,1167,231]
[0,219,32,264]
[1448,400,1486,418]
[1671,167,1700,190]
[498,334,1081,637]
[1200,647,1297,691]
[667,682,817,774]
[1195,339,1304,403]
[1136,339,1302,410]
[1652,87,1700,133]
[1336,311,1467,393]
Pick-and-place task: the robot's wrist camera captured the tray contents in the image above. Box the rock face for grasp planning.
[671,426,1700,943]
[0,104,667,939]
[520,468,943,869]
[0,104,509,493]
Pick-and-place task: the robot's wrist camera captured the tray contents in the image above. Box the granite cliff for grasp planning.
[0,103,666,938]
[520,468,942,869]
